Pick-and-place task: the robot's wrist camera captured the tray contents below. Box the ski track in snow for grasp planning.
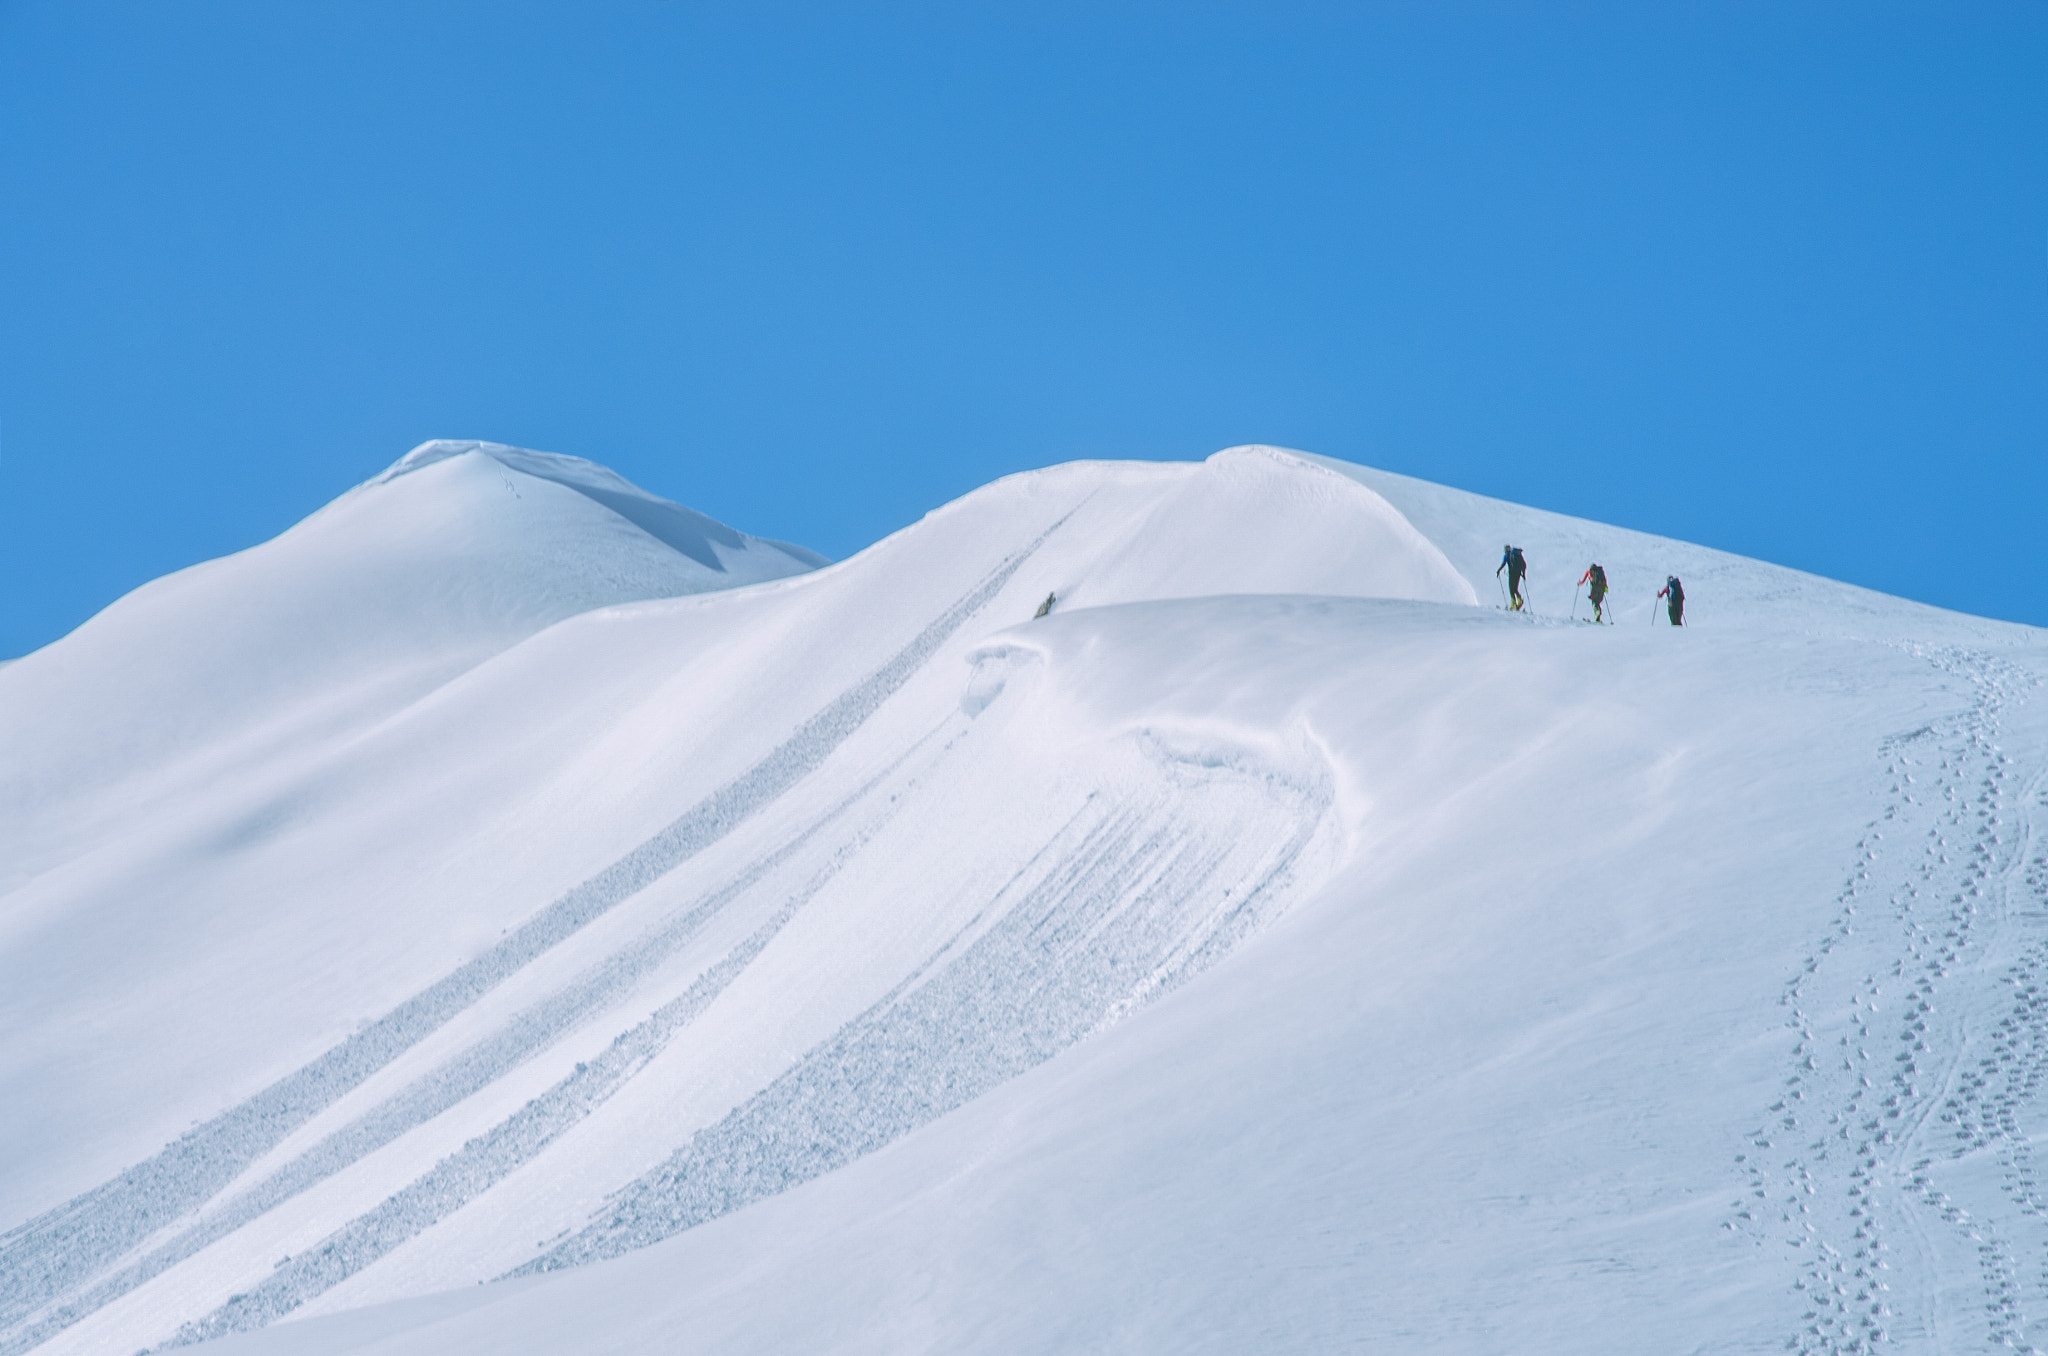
[0,751,916,1355]
[1732,645,2048,1354]
[157,724,1332,1343]
[514,756,1327,1277]
[0,531,1054,1354]
[160,789,916,1347]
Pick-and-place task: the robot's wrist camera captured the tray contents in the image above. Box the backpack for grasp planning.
[1508,547,1525,573]
[1667,577,1684,604]
[1588,564,1606,593]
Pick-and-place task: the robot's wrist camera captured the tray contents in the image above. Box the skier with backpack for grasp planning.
[1577,563,1609,623]
[1656,576,1685,626]
[1497,545,1528,611]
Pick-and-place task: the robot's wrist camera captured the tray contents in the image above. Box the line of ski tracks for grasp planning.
[0,522,1335,1353]
[1729,643,2048,1354]
[0,536,1056,1354]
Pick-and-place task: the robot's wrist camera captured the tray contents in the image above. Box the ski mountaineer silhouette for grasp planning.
[1577,563,1609,622]
[1657,575,1685,626]
[1497,545,1527,611]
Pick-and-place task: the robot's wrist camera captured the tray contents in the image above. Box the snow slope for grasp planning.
[0,441,822,1236]
[0,441,821,893]
[4,444,2046,1355]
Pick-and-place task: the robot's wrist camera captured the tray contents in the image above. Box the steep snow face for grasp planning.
[10,444,2046,1356]
[0,442,821,890]
[0,446,1471,1356]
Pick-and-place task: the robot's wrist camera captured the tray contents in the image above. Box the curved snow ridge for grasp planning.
[957,642,1040,719]
[1207,444,1477,607]
[887,447,1475,617]
[503,710,1337,1283]
[961,628,1342,811]
[369,440,830,574]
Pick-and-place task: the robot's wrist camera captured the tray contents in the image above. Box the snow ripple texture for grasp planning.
[1729,645,2048,1353]
[0,535,1051,1355]
[0,761,906,1355]
[157,739,1330,1343]
[519,766,1326,1275]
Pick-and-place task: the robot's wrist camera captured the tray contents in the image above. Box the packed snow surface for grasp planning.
[3,442,2045,1354]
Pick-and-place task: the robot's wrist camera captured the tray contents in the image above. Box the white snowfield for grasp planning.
[2,443,2044,1355]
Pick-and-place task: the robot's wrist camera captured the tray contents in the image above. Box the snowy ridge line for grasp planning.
[516,745,1328,1275]
[0,743,933,1356]
[160,770,928,1348]
[0,524,1058,1343]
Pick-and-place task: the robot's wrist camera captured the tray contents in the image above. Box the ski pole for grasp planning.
[1571,584,1581,621]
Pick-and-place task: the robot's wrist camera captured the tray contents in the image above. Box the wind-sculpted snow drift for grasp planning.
[3,444,2047,1355]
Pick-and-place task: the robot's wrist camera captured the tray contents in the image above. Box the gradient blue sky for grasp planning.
[2,2,2043,657]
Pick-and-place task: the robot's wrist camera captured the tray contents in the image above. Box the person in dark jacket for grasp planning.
[1577,563,1609,623]
[1656,575,1685,626]
[1497,545,1528,611]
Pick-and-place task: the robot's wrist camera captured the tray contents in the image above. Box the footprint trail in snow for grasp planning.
[1735,646,2048,1353]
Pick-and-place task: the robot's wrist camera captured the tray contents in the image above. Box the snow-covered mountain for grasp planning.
[0,441,823,899]
[3,442,2044,1355]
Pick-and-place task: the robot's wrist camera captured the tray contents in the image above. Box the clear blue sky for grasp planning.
[3,2,2043,657]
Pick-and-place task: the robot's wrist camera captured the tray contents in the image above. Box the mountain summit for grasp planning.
[0,442,823,885]
[2,445,2043,1355]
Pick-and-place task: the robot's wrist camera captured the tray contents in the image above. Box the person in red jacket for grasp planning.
[1577,563,1609,623]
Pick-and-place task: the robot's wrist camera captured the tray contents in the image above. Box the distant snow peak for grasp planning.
[371,439,829,573]
[372,438,510,484]
[372,438,676,508]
